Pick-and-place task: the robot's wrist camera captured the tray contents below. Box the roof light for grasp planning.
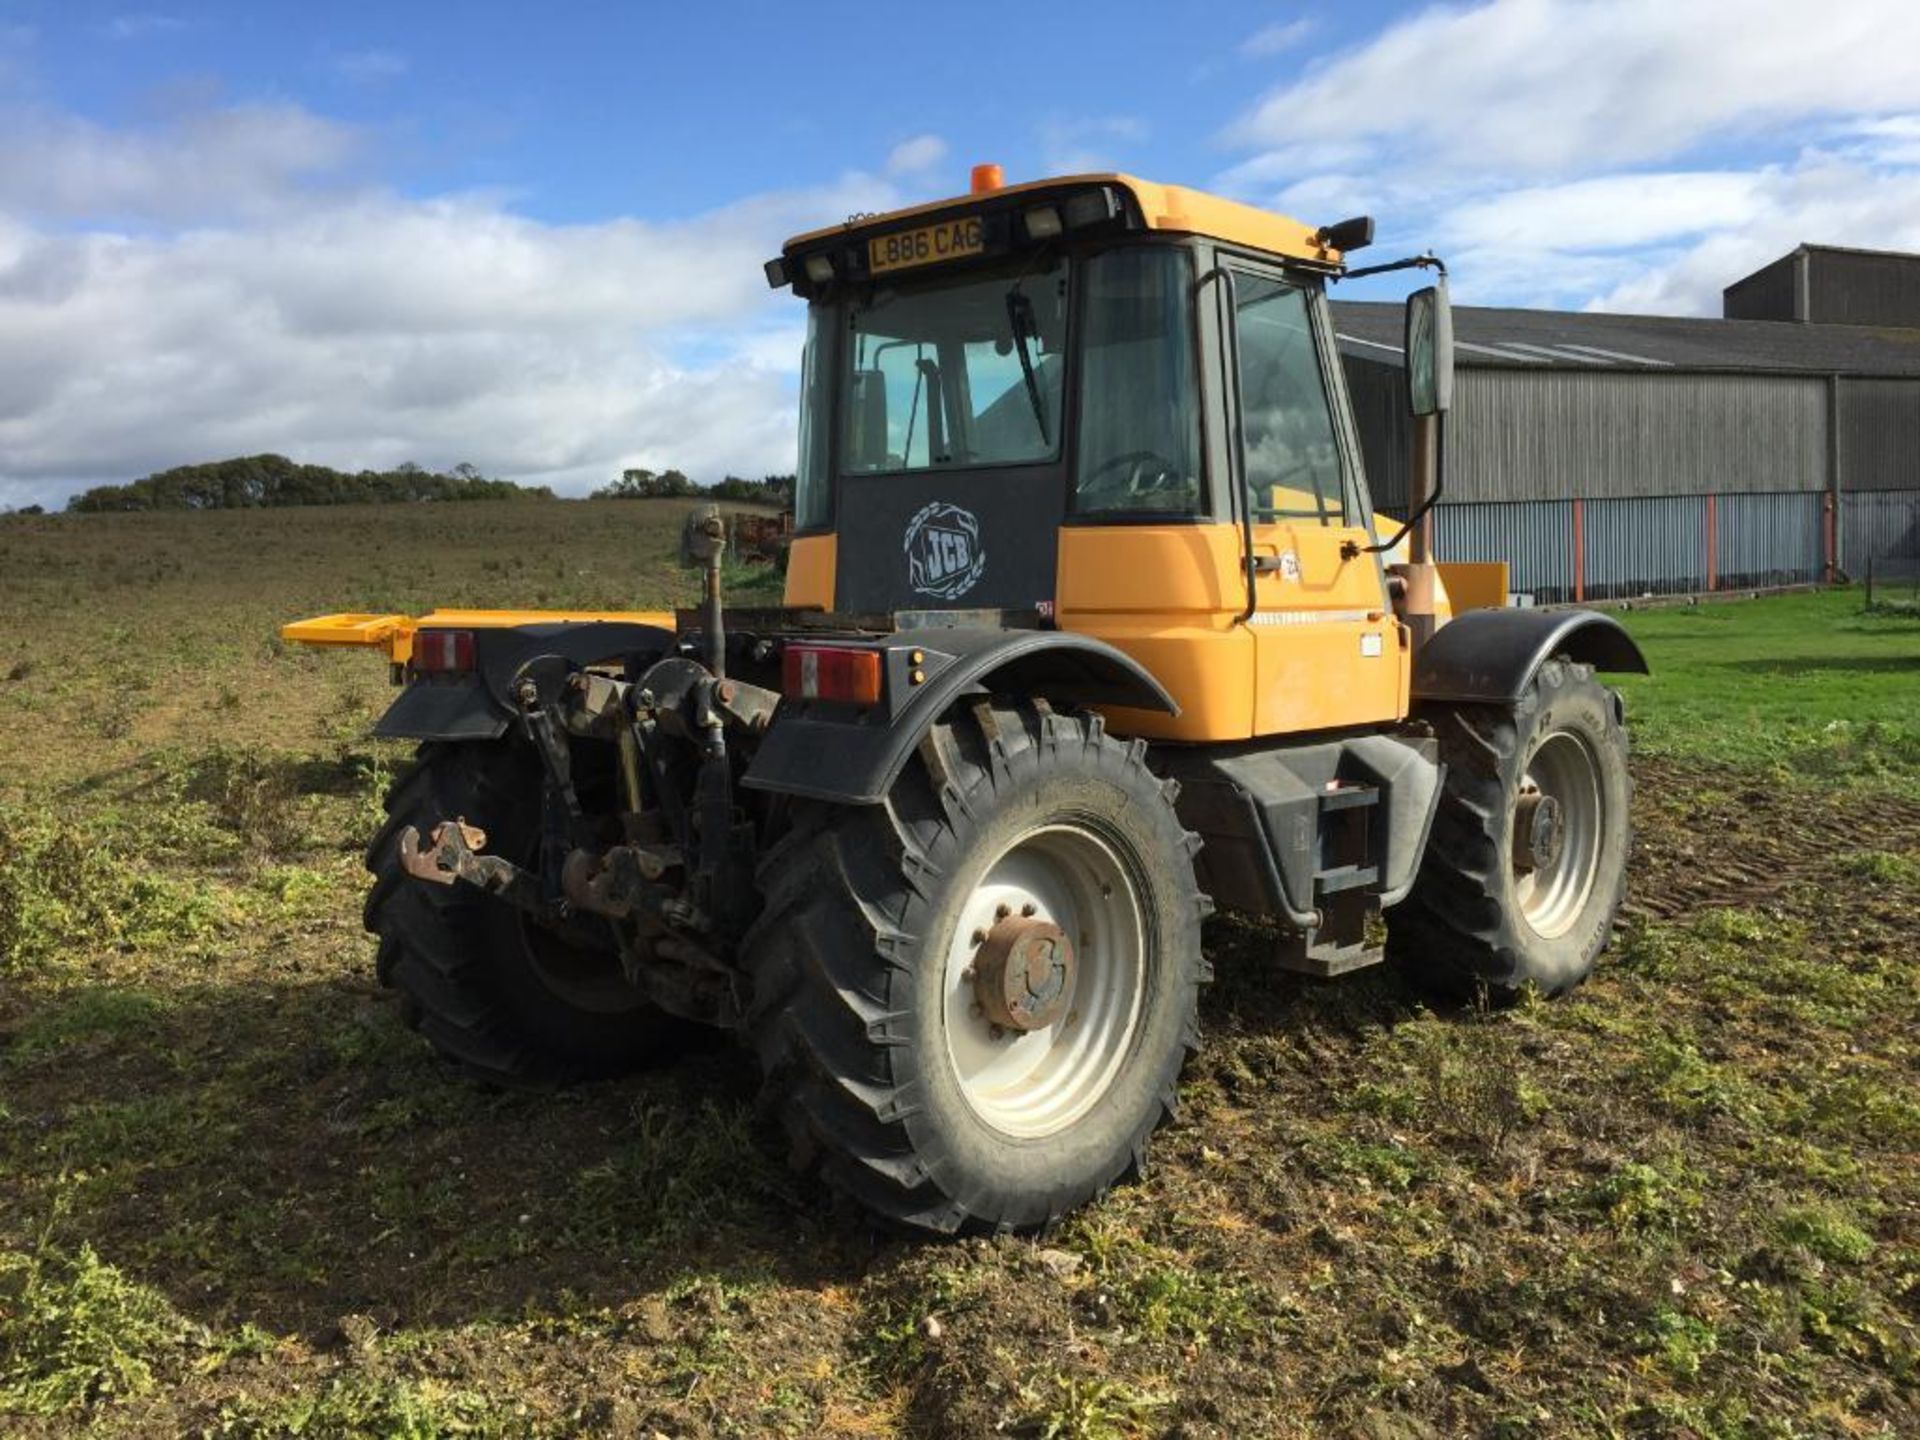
[783,643,883,706]
[412,629,475,674]
[763,256,791,289]
[1023,205,1063,241]
[970,163,1004,195]
[803,253,836,285]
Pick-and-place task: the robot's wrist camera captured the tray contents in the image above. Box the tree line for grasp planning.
[590,469,795,506]
[65,456,554,512]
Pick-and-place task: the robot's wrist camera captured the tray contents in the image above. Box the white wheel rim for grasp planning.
[941,822,1147,1139]
[1514,730,1604,940]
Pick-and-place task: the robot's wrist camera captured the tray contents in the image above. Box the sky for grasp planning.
[3,0,1920,509]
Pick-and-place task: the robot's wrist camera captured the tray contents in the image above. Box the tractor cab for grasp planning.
[768,166,1453,741]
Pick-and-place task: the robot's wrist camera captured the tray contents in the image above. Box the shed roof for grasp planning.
[1331,299,1920,377]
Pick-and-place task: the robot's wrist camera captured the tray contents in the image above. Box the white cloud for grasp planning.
[1229,0,1920,177]
[885,134,948,177]
[1036,116,1147,174]
[1219,0,1920,316]
[0,103,363,223]
[1585,157,1920,314]
[331,49,408,84]
[1444,172,1769,253]
[0,101,903,509]
[1241,18,1314,58]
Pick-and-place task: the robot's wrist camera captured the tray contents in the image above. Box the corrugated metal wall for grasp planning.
[1718,492,1827,588]
[1844,491,1920,570]
[1583,496,1707,598]
[1723,253,1800,321]
[1344,359,1830,509]
[1341,355,1919,598]
[1837,378,1920,491]
[1809,250,1920,329]
[1448,369,1827,502]
[1433,501,1573,599]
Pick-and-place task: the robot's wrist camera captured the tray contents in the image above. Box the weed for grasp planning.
[215,1372,504,1438]
[562,1096,780,1251]
[8,987,165,1061]
[0,1240,187,1415]
[1018,1369,1167,1440]
[1773,1204,1874,1265]
[1580,1159,1702,1236]
[1385,1016,1547,1155]
[1633,1034,1760,1124]
[1643,1306,1718,1378]
[1835,849,1920,887]
[191,748,305,858]
[1068,1214,1252,1343]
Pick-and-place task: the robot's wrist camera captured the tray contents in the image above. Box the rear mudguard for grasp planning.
[373,621,677,742]
[742,628,1177,805]
[1412,608,1648,705]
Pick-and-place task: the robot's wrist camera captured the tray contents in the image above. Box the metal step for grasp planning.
[1276,938,1384,977]
[1318,783,1380,813]
[1313,862,1380,895]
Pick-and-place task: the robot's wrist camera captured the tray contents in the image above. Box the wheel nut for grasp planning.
[971,929,988,947]
[994,903,1011,921]
[1020,902,1037,917]
[989,1024,1006,1041]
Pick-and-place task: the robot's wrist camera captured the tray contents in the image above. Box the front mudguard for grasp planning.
[1412,608,1648,705]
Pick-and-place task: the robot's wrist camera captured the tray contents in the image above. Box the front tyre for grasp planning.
[1387,658,1631,1000]
[742,700,1210,1234]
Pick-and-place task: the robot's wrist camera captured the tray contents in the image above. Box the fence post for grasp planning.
[1705,493,1718,592]
[1572,498,1585,603]
[1827,373,1843,582]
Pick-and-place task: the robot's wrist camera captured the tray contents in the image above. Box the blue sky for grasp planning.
[3,0,1919,506]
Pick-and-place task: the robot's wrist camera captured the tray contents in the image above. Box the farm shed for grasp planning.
[1334,245,1920,601]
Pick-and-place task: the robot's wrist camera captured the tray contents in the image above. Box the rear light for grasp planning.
[412,629,475,674]
[783,644,883,705]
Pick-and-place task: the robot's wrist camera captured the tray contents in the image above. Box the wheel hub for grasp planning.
[972,911,1077,1033]
[1515,791,1565,875]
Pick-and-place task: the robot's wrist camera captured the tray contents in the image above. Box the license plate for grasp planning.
[868,216,985,275]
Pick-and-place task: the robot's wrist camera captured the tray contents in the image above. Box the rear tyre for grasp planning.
[1387,658,1630,1001]
[741,700,1210,1234]
[365,741,683,1086]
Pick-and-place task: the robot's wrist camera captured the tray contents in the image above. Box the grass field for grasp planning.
[1,504,1916,1439]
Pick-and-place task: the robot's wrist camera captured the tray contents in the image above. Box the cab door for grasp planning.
[1225,265,1404,735]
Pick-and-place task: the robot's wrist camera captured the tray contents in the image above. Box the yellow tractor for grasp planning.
[289,166,1646,1234]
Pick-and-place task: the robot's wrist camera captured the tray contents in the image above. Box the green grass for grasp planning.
[1612,589,1920,789]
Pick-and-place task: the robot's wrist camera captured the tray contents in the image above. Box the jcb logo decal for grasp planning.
[905,501,986,601]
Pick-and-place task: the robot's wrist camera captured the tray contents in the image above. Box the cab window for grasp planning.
[1073,247,1203,516]
[841,259,1067,473]
[1233,274,1345,525]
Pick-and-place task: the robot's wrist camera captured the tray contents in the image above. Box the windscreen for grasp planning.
[840,258,1068,474]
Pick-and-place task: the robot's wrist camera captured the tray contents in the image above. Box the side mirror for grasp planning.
[847,368,888,470]
[1405,280,1454,416]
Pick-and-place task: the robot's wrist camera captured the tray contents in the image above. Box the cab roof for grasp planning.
[781,170,1347,269]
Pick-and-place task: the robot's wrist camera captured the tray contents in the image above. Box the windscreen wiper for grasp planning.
[1005,290,1049,446]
